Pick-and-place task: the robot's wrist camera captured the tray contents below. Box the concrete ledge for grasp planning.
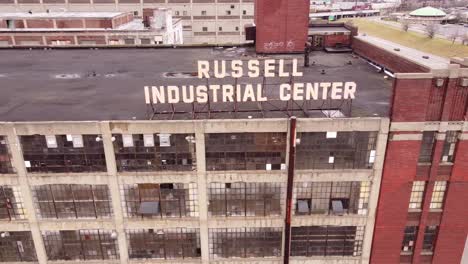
[38,219,115,230]
[206,171,286,183]
[394,72,434,79]
[125,218,199,229]
[0,220,30,231]
[208,217,283,228]
[118,172,197,184]
[292,215,367,227]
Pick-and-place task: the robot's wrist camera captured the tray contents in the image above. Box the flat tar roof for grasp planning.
[0,47,392,121]
[355,35,450,71]
[0,11,124,19]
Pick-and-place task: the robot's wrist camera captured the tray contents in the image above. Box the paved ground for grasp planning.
[0,47,392,121]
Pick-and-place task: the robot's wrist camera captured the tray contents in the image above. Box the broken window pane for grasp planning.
[296,131,378,169]
[401,226,418,253]
[294,182,367,215]
[32,184,112,219]
[121,183,198,218]
[43,229,119,261]
[441,131,459,162]
[422,226,438,252]
[0,231,37,262]
[209,227,282,259]
[127,228,200,259]
[205,133,286,171]
[291,226,364,257]
[0,136,14,174]
[113,134,196,172]
[208,182,283,217]
[0,186,26,220]
[20,135,106,173]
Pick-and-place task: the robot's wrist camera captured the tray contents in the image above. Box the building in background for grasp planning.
[0,8,183,46]
[0,0,254,44]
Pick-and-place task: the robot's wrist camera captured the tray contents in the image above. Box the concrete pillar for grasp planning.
[5,124,48,264]
[195,122,209,263]
[99,122,129,264]
[361,118,390,264]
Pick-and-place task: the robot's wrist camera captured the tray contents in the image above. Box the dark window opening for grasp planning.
[43,230,119,261]
[208,182,282,217]
[441,131,459,162]
[0,186,25,220]
[113,133,196,172]
[0,136,14,174]
[418,131,436,163]
[0,231,37,262]
[122,183,198,218]
[20,134,106,173]
[209,227,282,258]
[127,228,200,259]
[33,184,112,219]
[291,226,364,257]
[422,226,438,253]
[294,182,369,215]
[296,131,378,169]
[401,226,418,253]
[205,133,287,171]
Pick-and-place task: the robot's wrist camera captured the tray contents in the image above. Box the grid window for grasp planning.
[401,226,418,253]
[296,132,378,169]
[114,133,196,172]
[291,226,364,257]
[409,181,425,210]
[209,227,282,259]
[293,182,368,215]
[20,134,106,173]
[441,131,459,162]
[205,133,287,171]
[33,184,112,219]
[0,231,37,262]
[0,186,25,220]
[127,228,200,259]
[121,183,198,218]
[208,182,283,217]
[43,229,119,261]
[422,226,438,252]
[0,136,14,174]
[429,181,447,209]
[418,131,436,163]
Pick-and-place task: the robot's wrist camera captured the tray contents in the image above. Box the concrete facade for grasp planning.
[0,117,389,264]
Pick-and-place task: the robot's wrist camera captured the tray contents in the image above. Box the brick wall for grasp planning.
[371,139,421,264]
[76,35,106,44]
[392,78,433,122]
[255,0,310,53]
[432,138,468,263]
[352,38,429,73]
[84,19,112,29]
[440,78,468,121]
[112,13,134,28]
[45,35,76,45]
[323,34,351,48]
[25,19,54,28]
[56,19,84,29]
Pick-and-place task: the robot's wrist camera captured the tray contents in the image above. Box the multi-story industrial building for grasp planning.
[0,0,254,44]
[0,8,184,46]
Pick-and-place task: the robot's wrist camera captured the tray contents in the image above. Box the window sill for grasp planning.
[439,162,454,166]
[408,209,422,213]
[400,251,414,256]
[421,251,433,255]
[428,208,443,213]
[417,162,432,166]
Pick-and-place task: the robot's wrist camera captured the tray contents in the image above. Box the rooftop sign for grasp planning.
[144,59,357,105]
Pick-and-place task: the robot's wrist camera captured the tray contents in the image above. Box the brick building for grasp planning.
[353,36,468,264]
[0,8,183,46]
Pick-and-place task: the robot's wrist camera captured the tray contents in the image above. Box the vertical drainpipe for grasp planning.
[283,116,297,264]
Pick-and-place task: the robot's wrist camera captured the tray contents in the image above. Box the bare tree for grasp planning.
[449,30,461,44]
[401,20,410,32]
[424,23,438,39]
[462,33,468,46]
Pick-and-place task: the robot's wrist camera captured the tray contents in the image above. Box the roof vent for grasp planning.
[394,48,400,51]
[422,55,430,59]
